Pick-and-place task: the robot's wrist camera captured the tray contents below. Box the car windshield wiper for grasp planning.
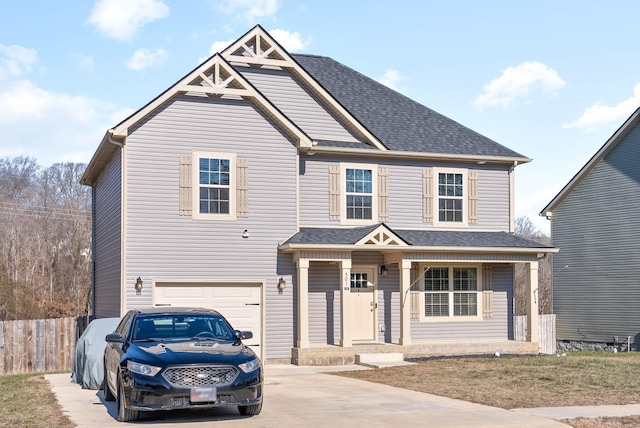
[134,337,165,342]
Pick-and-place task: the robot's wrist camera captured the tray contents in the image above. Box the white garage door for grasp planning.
[154,282,262,356]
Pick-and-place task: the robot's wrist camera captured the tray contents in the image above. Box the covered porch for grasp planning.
[279,224,557,365]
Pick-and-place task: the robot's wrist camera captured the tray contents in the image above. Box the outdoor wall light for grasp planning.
[242,229,249,239]
[378,265,388,276]
[134,277,143,295]
[277,277,286,294]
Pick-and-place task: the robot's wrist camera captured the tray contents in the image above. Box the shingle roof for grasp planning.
[293,54,525,158]
[283,225,551,249]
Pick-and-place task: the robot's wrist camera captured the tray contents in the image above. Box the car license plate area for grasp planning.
[190,387,217,403]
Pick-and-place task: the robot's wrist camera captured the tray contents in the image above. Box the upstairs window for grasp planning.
[339,163,378,225]
[346,168,373,220]
[191,152,236,220]
[433,168,468,227]
[199,157,231,214]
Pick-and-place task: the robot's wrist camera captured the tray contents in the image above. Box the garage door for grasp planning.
[154,282,262,356]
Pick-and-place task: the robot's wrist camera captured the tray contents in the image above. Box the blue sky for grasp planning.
[1,0,639,233]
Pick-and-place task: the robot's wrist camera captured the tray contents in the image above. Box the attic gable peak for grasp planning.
[223,26,290,67]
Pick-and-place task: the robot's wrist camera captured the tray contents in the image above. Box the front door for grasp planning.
[350,267,376,341]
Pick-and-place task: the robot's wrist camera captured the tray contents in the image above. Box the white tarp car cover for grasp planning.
[71,317,121,389]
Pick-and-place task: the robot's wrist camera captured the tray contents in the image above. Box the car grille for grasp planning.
[163,365,239,388]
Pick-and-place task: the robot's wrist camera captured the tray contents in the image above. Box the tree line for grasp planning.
[0,156,91,320]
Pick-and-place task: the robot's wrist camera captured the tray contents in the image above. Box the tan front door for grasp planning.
[350,267,376,341]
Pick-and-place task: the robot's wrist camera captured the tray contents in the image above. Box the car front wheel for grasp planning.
[238,401,262,416]
[117,373,139,422]
[103,364,115,401]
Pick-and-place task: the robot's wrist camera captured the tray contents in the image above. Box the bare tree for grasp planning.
[513,216,553,315]
[0,156,91,320]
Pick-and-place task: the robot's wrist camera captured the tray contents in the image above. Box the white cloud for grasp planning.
[207,38,236,57]
[215,0,280,23]
[473,61,565,109]
[269,29,309,52]
[562,83,640,132]
[377,69,404,91]
[0,80,126,165]
[126,48,168,71]
[87,0,170,41]
[0,44,38,79]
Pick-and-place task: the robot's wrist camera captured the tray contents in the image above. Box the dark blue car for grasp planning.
[103,307,262,422]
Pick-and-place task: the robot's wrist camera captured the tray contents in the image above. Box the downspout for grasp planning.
[107,129,124,147]
[509,161,518,233]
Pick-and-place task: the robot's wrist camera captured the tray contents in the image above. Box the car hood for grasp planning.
[127,340,256,366]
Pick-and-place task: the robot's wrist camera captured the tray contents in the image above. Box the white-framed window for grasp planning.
[433,168,468,227]
[341,163,378,225]
[419,265,482,321]
[192,152,236,220]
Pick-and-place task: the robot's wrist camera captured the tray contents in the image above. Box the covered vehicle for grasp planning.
[72,317,121,389]
[103,307,262,422]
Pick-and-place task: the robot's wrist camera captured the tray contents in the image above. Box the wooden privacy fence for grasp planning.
[0,317,86,375]
[514,314,556,355]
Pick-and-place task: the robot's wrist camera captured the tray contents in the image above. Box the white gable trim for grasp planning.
[222,25,387,151]
[110,54,312,148]
[355,224,409,247]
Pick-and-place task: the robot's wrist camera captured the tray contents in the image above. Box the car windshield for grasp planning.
[131,314,236,342]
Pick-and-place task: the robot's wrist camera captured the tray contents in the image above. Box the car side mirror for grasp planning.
[234,330,253,340]
[105,333,124,343]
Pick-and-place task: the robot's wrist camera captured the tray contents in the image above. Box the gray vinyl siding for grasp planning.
[307,258,512,344]
[552,123,640,344]
[239,68,361,143]
[300,156,510,231]
[123,95,298,359]
[308,262,340,345]
[410,264,512,342]
[92,152,122,318]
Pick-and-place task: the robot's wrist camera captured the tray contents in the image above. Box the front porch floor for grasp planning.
[291,340,539,366]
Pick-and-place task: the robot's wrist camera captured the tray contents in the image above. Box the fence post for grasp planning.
[0,320,4,375]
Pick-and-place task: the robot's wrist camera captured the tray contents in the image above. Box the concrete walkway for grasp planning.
[514,403,640,420]
[46,364,631,427]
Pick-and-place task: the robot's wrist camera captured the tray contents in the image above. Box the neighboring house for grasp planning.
[541,107,640,349]
[81,25,555,364]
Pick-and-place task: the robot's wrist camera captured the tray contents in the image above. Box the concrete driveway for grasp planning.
[47,365,568,427]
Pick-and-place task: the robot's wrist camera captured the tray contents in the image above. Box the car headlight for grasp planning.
[238,358,260,373]
[127,360,162,376]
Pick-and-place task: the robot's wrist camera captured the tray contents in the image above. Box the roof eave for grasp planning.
[81,130,123,186]
[278,243,558,254]
[301,145,532,165]
[541,106,640,216]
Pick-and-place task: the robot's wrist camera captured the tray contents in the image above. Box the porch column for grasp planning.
[526,261,539,344]
[296,258,310,348]
[339,259,352,347]
[399,259,412,346]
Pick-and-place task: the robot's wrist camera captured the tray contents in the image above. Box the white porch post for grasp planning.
[296,258,310,348]
[339,259,352,347]
[399,259,412,346]
[526,261,539,344]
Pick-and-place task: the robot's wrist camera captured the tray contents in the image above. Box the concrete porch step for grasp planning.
[355,352,414,368]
